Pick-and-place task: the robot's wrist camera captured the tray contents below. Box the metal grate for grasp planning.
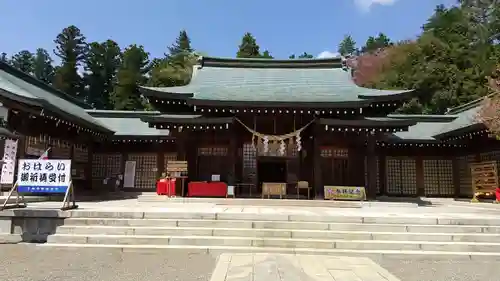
[423,159,454,196]
[386,157,417,195]
[364,157,380,194]
[128,153,157,189]
[457,155,475,197]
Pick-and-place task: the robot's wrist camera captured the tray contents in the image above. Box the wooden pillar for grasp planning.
[366,134,377,199]
[312,125,322,198]
[452,156,461,198]
[378,153,387,195]
[228,130,237,186]
[156,143,164,179]
[416,156,424,196]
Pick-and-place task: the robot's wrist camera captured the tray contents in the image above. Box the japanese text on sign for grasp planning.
[17,159,71,193]
[324,186,366,201]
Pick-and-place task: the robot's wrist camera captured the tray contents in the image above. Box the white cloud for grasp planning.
[317,51,340,59]
[353,0,398,12]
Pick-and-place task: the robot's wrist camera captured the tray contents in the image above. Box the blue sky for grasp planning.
[1,0,456,61]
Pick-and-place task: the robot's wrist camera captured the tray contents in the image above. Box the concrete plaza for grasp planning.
[2,197,500,280]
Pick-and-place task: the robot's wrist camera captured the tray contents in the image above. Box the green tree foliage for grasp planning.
[237,33,261,58]
[0,53,8,63]
[289,52,314,59]
[361,33,392,53]
[111,45,149,110]
[33,48,55,84]
[84,40,122,109]
[148,30,198,89]
[367,4,500,114]
[10,50,35,74]
[53,25,87,99]
[260,50,273,59]
[338,35,357,56]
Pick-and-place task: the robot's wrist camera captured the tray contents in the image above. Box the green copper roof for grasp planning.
[382,114,458,142]
[0,61,112,134]
[86,110,169,137]
[141,56,413,106]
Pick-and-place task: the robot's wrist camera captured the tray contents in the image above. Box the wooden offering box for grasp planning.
[166,161,188,177]
[470,161,498,202]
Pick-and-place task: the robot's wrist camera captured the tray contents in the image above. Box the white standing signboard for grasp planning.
[1,139,18,184]
[16,159,72,193]
[123,160,136,188]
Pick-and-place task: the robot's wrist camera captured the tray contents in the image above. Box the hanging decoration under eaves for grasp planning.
[235,118,315,156]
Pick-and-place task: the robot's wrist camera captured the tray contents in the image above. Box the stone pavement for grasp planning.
[210,253,400,281]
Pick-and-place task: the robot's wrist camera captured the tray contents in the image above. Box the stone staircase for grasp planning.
[41,211,500,259]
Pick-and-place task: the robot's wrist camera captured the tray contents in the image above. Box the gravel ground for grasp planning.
[0,244,216,281]
[379,256,500,281]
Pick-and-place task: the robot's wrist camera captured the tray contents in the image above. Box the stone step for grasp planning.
[46,234,500,253]
[136,196,420,208]
[62,218,500,233]
[67,211,500,226]
[55,225,500,242]
[37,243,500,260]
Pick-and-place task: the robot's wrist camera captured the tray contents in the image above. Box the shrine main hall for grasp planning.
[0,57,494,199]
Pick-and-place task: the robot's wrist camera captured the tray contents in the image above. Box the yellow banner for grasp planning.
[324,186,366,201]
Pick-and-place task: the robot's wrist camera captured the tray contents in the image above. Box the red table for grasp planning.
[157,178,176,196]
[188,181,227,197]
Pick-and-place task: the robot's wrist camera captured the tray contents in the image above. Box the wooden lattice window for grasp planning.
[385,157,417,195]
[242,143,256,183]
[162,153,178,174]
[49,139,71,159]
[73,145,89,163]
[364,157,380,194]
[92,153,122,179]
[128,153,157,189]
[457,155,475,197]
[320,148,348,158]
[25,135,48,156]
[423,159,454,196]
[480,151,500,175]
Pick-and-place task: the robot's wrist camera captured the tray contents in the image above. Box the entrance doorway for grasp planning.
[257,157,287,192]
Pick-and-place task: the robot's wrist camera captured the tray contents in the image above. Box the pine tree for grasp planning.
[53,25,87,98]
[338,35,357,56]
[33,48,55,84]
[111,45,149,110]
[10,50,35,74]
[167,30,193,64]
[237,33,261,58]
[84,40,121,109]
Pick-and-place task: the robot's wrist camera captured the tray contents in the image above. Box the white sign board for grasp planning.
[123,161,136,188]
[17,159,71,193]
[1,139,18,184]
